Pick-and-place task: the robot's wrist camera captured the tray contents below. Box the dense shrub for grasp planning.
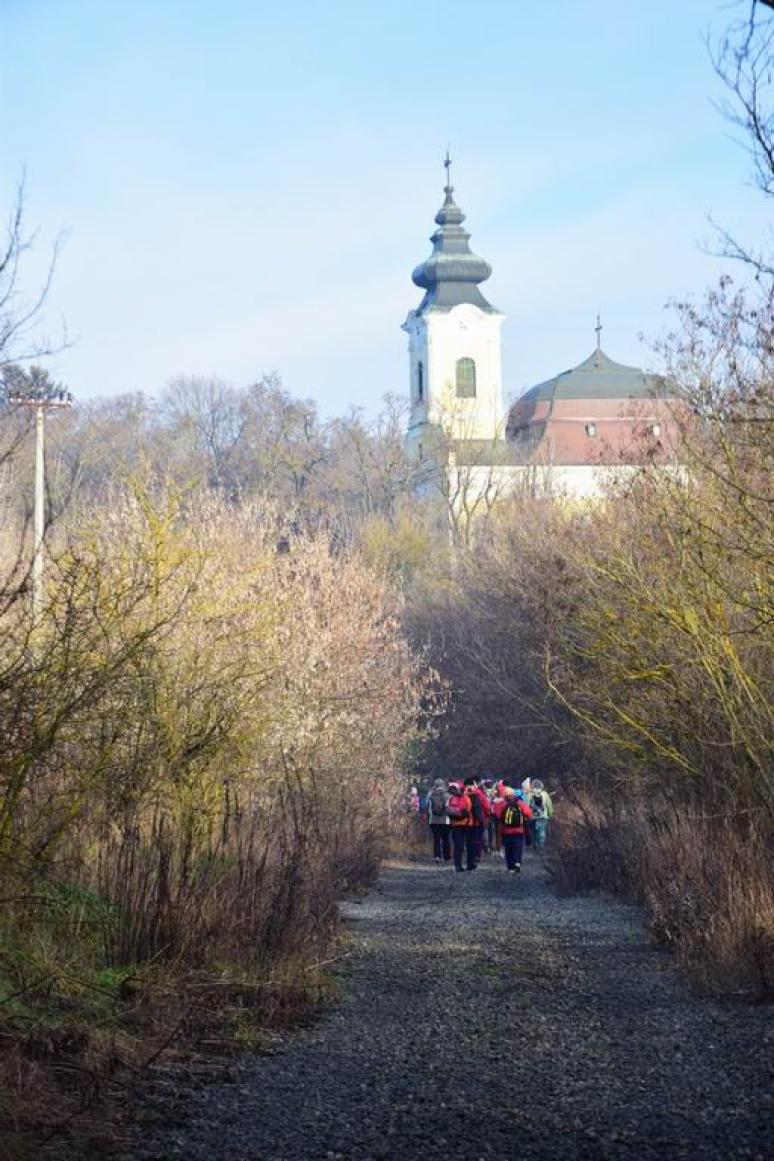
[0,485,432,1149]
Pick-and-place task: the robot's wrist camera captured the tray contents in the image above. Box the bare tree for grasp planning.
[417,404,514,549]
[324,395,423,522]
[160,374,248,493]
[712,1,774,276]
[0,177,68,369]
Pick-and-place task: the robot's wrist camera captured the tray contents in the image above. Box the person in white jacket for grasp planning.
[528,778,554,850]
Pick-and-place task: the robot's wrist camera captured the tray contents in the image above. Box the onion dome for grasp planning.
[506,332,682,460]
[509,348,669,426]
[410,154,497,315]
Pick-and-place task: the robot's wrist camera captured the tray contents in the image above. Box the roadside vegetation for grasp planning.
[411,275,772,996]
[0,482,434,1154]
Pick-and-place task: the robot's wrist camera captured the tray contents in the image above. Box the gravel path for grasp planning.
[122,854,773,1161]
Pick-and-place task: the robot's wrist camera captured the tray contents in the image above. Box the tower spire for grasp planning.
[444,148,452,194]
[410,154,495,311]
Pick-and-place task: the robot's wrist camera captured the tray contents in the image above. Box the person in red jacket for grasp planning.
[482,779,496,853]
[447,781,476,872]
[490,781,505,856]
[466,776,490,864]
[493,783,533,873]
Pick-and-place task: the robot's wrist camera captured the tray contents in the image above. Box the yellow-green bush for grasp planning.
[0,483,432,1149]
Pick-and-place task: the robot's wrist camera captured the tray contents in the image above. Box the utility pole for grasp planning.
[33,404,45,623]
[7,382,73,622]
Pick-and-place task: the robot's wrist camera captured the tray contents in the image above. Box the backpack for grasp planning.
[447,794,470,821]
[502,802,525,828]
[531,792,545,818]
[429,789,448,820]
[474,787,491,819]
[468,791,484,825]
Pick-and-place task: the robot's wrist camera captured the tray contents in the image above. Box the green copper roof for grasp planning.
[520,348,669,404]
[410,161,498,316]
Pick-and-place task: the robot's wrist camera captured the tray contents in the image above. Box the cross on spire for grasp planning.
[444,149,452,192]
[595,311,603,351]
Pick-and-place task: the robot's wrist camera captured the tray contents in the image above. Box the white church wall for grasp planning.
[424,304,505,440]
[446,463,645,516]
[404,303,505,458]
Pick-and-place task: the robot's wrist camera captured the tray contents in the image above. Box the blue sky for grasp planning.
[1,0,769,414]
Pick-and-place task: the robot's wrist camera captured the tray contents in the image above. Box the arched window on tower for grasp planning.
[417,360,424,401]
[456,357,476,398]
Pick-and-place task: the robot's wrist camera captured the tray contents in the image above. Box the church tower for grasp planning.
[402,156,505,461]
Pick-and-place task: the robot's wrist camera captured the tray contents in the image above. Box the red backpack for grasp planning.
[447,793,471,823]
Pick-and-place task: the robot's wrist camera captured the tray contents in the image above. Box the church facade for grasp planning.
[403,161,686,505]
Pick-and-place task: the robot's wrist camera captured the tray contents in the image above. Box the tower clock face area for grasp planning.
[453,304,477,331]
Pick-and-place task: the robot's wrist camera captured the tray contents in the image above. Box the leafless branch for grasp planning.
[0,176,69,369]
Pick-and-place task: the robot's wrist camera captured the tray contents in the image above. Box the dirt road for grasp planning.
[121,855,773,1160]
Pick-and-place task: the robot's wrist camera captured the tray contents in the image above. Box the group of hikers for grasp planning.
[414,777,554,874]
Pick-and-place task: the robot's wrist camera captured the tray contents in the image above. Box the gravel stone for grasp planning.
[120,855,774,1160]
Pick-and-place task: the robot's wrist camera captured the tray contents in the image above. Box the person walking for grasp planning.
[447,781,476,872]
[490,780,505,857]
[521,778,533,846]
[426,778,452,863]
[483,779,497,853]
[465,776,489,865]
[494,784,533,873]
[529,778,554,851]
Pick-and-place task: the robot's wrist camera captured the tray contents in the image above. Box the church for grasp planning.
[402,159,686,507]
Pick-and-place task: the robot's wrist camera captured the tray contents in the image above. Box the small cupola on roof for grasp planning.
[505,320,686,468]
[410,154,497,316]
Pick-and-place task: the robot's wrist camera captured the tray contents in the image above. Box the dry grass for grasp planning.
[550,793,774,999]
[0,785,391,1159]
[0,870,351,1161]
